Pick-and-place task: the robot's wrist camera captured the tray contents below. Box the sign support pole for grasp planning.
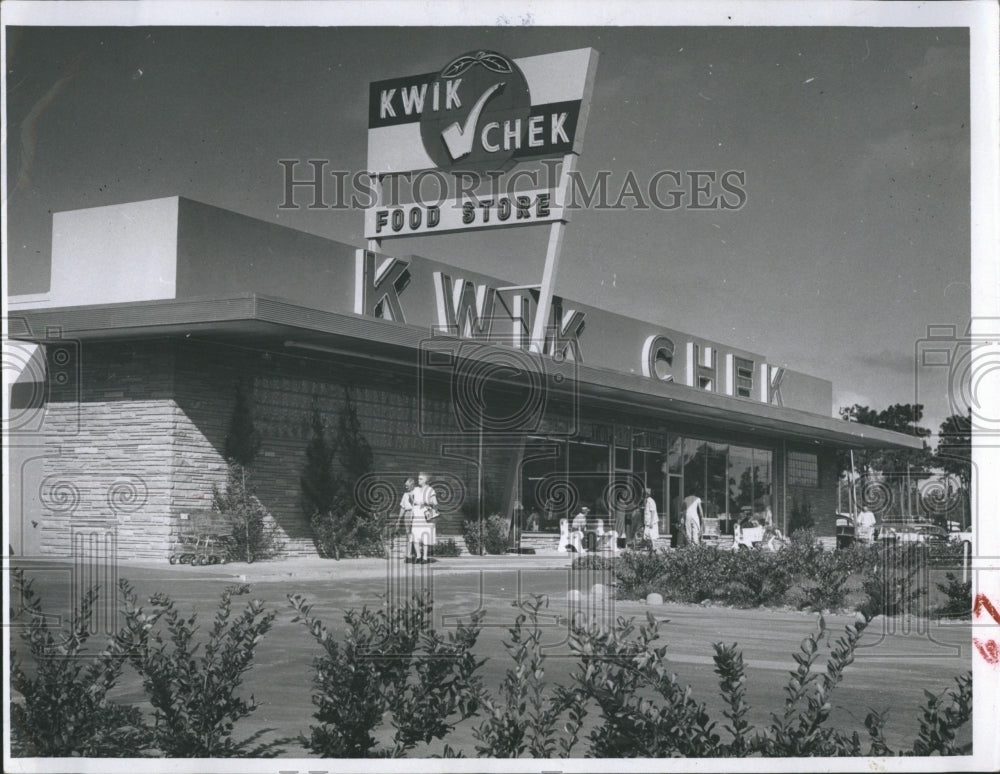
[367,174,383,253]
[529,153,577,354]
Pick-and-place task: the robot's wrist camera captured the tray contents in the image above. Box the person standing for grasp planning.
[684,493,703,545]
[856,507,877,543]
[398,477,417,562]
[642,488,660,543]
[410,471,439,563]
[672,493,687,548]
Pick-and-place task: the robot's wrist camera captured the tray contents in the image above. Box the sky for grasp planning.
[3,20,971,438]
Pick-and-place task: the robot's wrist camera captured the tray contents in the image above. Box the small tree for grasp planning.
[301,406,337,520]
[305,387,383,559]
[335,387,374,489]
[213,384,281,562]
[225,384,262,466]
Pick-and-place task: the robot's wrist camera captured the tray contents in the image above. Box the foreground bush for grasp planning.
[115,581,285,757]
[470,596,972,757]
[11,574,972,759]
[472,596,586,757]
[9,569,150,756]
[289,589,484,757]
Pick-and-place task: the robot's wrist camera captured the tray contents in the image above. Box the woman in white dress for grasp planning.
[684,494,703,545]
[642,488,660,543]
[410,471,439,563]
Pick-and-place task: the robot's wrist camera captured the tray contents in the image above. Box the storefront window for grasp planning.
[666,436,684,474]
[705,441,729,523]
[728,444,773,526]
[521,438,566,532]
[567,440,609,518]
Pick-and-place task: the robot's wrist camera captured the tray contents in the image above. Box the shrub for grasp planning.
[462,513,511,555]
[10,569,150,757]
[782,529,823,575]
[212,461,284,562]
[934,572,972,619]
[860,543,929,620]
[723,549,794,608]
[114,581,284,757]
[797,550,854,612]
[289,589,484,757]
[569,612,720,757]
[654,545,728,603]
[912,673,973,755]
[431,538,461,557]
[311,504,387,559]
[473,595,587,758]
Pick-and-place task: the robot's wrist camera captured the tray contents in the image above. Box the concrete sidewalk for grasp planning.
[25,551,580,584]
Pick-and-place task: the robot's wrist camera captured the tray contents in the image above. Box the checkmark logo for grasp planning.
[440,81,506,161]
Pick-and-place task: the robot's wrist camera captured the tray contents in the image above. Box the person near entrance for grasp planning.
[672,493,687,548]
[642,488,659,542]
[856,507,877,543]
[684,494,703,545]
[410,471,439,563]
[570,505,594,547]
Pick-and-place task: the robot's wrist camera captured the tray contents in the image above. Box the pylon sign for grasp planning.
[367,47,598,178]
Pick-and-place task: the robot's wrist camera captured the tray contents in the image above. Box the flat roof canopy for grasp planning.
[11,293,924,451]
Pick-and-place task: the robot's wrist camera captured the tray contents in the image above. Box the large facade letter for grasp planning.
[759,363,786,406]
[686,342,717,391]
[546,297,585,362]
[354,249,410,322]
[433,272,497,338]
[642,335,675,381]
[725,354,755,397]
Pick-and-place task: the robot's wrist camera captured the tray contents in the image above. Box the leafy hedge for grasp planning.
[10,573,972,759]
[462,514,511,555]
[571,531,962,615]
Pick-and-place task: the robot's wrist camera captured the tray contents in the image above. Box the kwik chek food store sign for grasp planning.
[365,47,597,236]
[359,48,831,415]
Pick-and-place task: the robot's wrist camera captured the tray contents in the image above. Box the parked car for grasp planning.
[875,521,949,546]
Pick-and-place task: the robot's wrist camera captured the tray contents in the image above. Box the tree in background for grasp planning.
[301,405,337,521]
[838,403,934,475]
[213,384,283,562]
[303,387,383,559]
[935,411,972,528]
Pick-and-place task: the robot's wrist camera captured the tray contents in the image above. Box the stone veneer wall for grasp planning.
[38,338,495,560]
[39,340,178,559]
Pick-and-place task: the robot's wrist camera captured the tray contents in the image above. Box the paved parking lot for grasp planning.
[9,555,973,757]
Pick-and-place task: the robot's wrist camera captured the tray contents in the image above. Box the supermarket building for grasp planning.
[7,196,922,559]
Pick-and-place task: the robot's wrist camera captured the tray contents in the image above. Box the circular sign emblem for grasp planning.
[419,50,531,173]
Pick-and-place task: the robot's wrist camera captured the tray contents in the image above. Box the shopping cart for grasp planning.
[168,510,234,565]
